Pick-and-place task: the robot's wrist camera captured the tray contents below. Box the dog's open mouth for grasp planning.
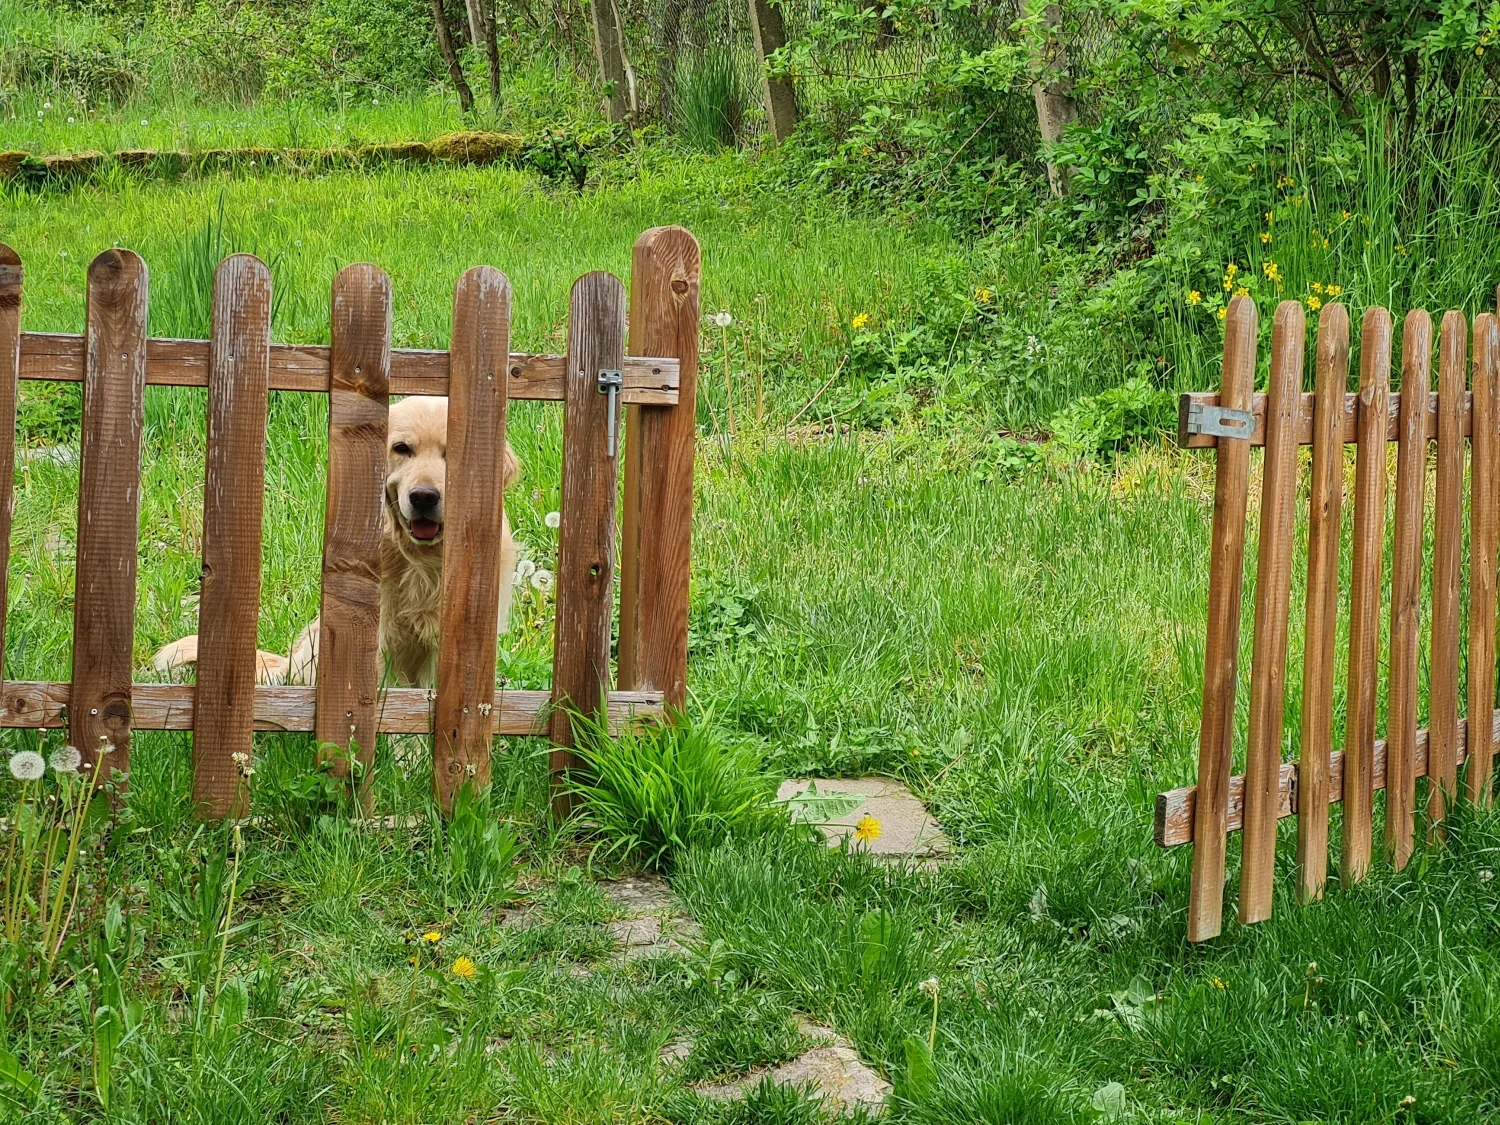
[407,517,443,542]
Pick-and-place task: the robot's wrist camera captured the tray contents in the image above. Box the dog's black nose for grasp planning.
[408,486,441,514]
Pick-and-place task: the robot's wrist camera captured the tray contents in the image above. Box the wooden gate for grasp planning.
[0,228,700,820]
[1156,294,1500,941]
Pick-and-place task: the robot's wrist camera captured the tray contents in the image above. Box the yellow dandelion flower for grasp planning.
[1216,307,1228,320]
[408,955,418,966]
[451,956,477,979]
[853,815,882,843]
[1308,296,1323,311]
[1264,211,1275,224]
[1187,290,1202,306]
[1210,976,1227,990]
[1325,284,1342,297]
[1234,286,1249,297]
[1260,232,1272,244]
[1340,210,1352,221]
[1311,282,1324,294]
[422,930,442,944]
[851,311,871,330]
[974,286,993,303]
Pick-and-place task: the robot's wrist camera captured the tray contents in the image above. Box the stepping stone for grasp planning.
[694,1016,891,1114]
[777,778,949,860]
[601,874,699,959]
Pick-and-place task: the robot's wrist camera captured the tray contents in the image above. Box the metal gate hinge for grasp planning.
[597,369,623,457]
[1185,402,1256,440]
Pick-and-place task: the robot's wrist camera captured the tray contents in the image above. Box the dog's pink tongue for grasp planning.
[409,518,441,541]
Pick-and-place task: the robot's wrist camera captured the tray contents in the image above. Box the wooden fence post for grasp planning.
[433,267,511,815]
[1428,311,1467,833]
[550,272,627,820]
[316,265,391,803]
[1387,310,1432,869]
[619,227,700,715]
[72,250,148,781]
[1470,312,1500,807]
[1296,302,1348,904]
[1238,300,1304,926]
[193,255,272,819]
[0,247,21,705]
[1186,295,1255,942]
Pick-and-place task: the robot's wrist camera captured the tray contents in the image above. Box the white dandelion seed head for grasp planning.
[918,977,940,999]
[50,745,81,773]
[543,510,561,530]
[713,311,733,328]
[9,751,45,781]
[1482,869,1495,883]
[515,559,537,584]
[141,119,148,127]
[67,116,75,124]
[42,101,52,110]
[531,569,555,594]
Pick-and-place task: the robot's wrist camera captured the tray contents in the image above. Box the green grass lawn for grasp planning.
[2,156,1499,1123]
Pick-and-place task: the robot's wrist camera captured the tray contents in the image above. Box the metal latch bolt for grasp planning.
[1185,402,1256,440]
[597,369,623,457]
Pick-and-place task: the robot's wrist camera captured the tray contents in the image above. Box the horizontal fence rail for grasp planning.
[18,331,680,403]
[1164,296,1500,941]
[0,229,699,819]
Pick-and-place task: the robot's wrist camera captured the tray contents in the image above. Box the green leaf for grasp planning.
[1091,1080,1129,1119]
[903,1035,937,1097]
[0,1045,39,1102]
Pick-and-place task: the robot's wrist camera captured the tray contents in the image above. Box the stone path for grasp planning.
[691,1016,891,1113]
[601,874,700,959]
[778,777,950,860]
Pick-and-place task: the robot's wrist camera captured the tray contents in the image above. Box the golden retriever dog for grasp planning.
[153,395,521,688]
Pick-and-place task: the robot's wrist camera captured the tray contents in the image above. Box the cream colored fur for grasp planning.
[152,396,521,689]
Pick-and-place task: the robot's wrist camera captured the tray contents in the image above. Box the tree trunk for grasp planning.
[479,0,502,107]
[748,0,798,143]
[591,0,630,122]
[1031,3,1077,197]
[430,0,475,113]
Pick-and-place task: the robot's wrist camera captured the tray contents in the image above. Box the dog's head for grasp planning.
[385,396,520,549]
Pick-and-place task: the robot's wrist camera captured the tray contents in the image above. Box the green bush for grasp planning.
[565,715,779,871]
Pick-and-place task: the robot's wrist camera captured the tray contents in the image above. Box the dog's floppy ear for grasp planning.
[502,443,521,489]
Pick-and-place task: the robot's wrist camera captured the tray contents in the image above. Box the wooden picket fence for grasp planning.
[0,228,700,820]
[1155,292,1500,940]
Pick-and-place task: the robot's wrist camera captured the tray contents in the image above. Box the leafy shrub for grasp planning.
[565,715,779,871]
[1045,377,1173,460]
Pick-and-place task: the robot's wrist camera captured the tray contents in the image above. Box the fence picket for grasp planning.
[618,227,700,713]
[1470,313,1500,806]
[1387,310,1433,869]
[0,248,21,698]
[433,267,511,814]
[550,272,627,820]
[1428,312,1467,833]
[1239,301,1305,925]
[316,265,391,802]
[1186,296,1257,942]
[71,251,149,780]
[1343,308,1392,884]
[1296,302,1348,903]
[193,255,272,818]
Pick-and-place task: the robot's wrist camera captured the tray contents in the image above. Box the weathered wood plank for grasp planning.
[1428,311,1467,832]
[1238,301,1304,927]
[1186,295,1257,943]
[618,226,700,713]
[550,272,626,820]
[1156,711,1493,847]
[433,267,511,814]
[0,682,661,733]
[1469,313,1500,806]
[18,331,678,403]
[1177,388,1470,448]
[1387,310,1433,870]
[1342,307,1391,885]
[316,265,391,800]
[0,248,22,699]
[192,255,272,819]
[1296,302,1348,904]
[71,250,149,780]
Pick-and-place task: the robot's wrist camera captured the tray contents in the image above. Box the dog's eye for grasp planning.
[391,442,412,457]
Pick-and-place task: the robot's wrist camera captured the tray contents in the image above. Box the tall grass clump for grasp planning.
[674,50,753,151]
[565,715,778,869]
